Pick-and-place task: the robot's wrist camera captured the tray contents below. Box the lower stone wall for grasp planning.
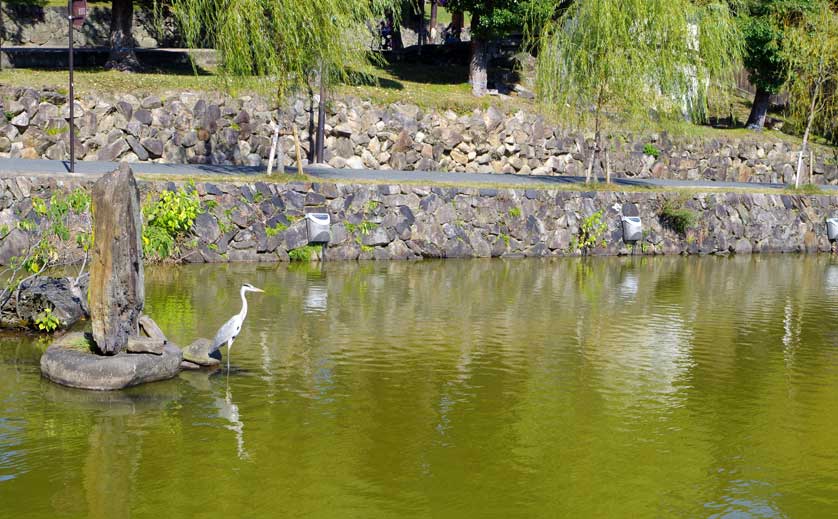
[0,174,835,266]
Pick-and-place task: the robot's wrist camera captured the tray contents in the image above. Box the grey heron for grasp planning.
[212,283,264,372]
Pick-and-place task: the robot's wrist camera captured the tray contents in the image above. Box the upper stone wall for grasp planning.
[0,5,181,48]
[2,86,838,185]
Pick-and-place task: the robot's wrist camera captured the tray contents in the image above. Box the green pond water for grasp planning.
[2,256,838,518]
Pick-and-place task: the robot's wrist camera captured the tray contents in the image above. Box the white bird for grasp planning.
[212,283,264,372]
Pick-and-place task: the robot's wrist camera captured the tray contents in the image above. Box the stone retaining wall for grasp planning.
[2,87,838,185]
[1,174,835,266]
[0,5,180,48]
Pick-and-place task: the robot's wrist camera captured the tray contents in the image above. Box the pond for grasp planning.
[2,256,838,518]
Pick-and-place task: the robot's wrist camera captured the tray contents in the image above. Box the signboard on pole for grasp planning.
[71,0,87,29]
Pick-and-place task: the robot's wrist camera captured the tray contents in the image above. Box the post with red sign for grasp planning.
[67,0,87,173]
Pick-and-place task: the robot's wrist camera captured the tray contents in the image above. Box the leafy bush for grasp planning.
[660,199,697,235]
[643,143,661,159]
[265,222,288,237]
[142,183,201,260]
[571,209,608,254]
[35,308,60,333]
[289,245,320,262]
[508,207,522,218]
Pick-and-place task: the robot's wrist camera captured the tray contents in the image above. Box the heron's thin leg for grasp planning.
[227,339,233,373]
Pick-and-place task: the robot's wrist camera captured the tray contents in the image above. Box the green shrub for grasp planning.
[508,207,522,218]
[35,308,60,333]
[660,199,697,235]
[289,245,320,262]
[266,222,288,237]
[643,143,661,159]
[142,183,201,260]
[570,209,608,254]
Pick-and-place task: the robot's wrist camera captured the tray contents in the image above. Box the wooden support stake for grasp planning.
[266,121,279,176]
[292,126,304,176]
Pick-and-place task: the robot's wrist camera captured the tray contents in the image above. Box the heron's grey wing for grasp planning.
[211,315,240,351]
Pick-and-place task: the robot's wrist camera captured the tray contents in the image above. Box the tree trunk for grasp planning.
[316,65,326,164]
[106,0,139,71]
[418,0,425,47]
[746,87,771,130]
[470,13,488,98]
[429,0,438,43]
[795,83,820,188]
[388,11,404,51]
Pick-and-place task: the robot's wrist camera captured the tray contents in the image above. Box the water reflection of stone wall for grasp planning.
[2,175,838,265]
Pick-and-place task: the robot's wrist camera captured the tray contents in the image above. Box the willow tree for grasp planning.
[172,0,396,171]
[531,0,742,183]
[781,1,838,187]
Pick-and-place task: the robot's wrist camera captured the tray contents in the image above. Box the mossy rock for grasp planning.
[182,338,222,367]
[51,332,97,353]
[40,332,183,390]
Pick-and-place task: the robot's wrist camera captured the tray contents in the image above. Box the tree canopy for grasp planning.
[740,0,818,128]
[172,0,396,98]
[780,0,838,183]
[532,0,742,182]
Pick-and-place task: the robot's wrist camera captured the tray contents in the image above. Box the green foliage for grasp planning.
[786,183,825,195]
[660,199,697,235]
[44,126,68,136]
[360,244,375,254]
[445,0,528,40]
[740,0,816,94]
[498,233,511,247]
[643,143,661,159]
[365,200,380,213]
[172,0,398,98]
[781,1,838,151]
[570,209,607,254]
[532,0,742,126]
[2,187,92,325]
[35,308,60,333]
[3,111,12,122]
[345,221,377,235]
[289,245,320,262]
[16,189,91,275]
[508,207,522,218]
[142,184,202,260]
[142,225,175,260]
[266,222,288,237]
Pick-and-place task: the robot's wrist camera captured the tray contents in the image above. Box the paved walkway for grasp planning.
[0,157,829,192]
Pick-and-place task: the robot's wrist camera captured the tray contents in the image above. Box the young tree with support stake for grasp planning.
[172,0,397,174]
[531,0,742,184]
[781,1,838,187]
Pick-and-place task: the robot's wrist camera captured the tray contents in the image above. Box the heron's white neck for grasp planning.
[238,286,249,321]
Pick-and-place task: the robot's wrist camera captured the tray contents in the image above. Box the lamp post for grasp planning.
[68,0,87,173]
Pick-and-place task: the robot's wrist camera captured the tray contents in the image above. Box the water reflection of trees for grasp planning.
[5,256,838,516]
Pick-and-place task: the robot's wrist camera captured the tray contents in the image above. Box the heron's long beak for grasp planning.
[252,287,265,293]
